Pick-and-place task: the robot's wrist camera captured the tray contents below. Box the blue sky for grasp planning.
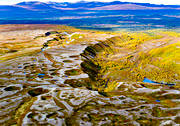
[0,0,180,5]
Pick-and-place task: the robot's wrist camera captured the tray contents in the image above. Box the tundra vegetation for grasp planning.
[0,25,180,125]
[81,30,180,92]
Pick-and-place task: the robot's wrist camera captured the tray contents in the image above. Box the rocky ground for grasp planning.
[0,25,179,126]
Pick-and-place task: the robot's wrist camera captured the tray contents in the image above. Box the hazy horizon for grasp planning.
[0,0,180,5]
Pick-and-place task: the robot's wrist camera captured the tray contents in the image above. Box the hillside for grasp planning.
[81,30,180,90]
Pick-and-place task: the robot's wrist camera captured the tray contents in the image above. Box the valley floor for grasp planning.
[0,24,179,125]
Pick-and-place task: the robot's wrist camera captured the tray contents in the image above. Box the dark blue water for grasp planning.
[143,78,157,84]
[143,78,175,86]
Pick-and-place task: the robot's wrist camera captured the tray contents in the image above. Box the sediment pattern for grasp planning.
[0,30,180,126]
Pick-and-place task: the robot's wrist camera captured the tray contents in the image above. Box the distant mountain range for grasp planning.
[0,1,180,11]
[0,1,180,30]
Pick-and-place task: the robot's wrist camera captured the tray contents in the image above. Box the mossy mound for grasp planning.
[4,86,21,91]
[64,69,83,76]
[64,78,90,88]
[63,60,73,63]
[45,31,59,36]
[28,88,49,97]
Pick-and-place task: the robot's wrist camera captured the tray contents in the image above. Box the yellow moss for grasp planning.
[104,81,119,92]
[15,97,37,125]
[160,31,180,37]
[161,99,177,108]
[0,48,41,62]
[69,33,85,44]
[105,32,163,50]
[85,30,180,92]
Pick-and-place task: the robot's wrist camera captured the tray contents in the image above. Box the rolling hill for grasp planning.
[9,1,180,11]
[0,1,179,30]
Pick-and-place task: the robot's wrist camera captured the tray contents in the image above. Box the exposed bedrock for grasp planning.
[80,39,115,91]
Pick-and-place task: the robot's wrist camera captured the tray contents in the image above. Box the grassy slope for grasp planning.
[81,30,180,92]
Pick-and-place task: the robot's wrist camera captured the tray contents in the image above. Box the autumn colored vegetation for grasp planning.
[81,30,180,92]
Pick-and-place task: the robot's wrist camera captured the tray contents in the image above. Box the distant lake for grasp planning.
[0,10,180,31]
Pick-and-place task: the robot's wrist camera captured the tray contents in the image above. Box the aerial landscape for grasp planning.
[0,0,180,125]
